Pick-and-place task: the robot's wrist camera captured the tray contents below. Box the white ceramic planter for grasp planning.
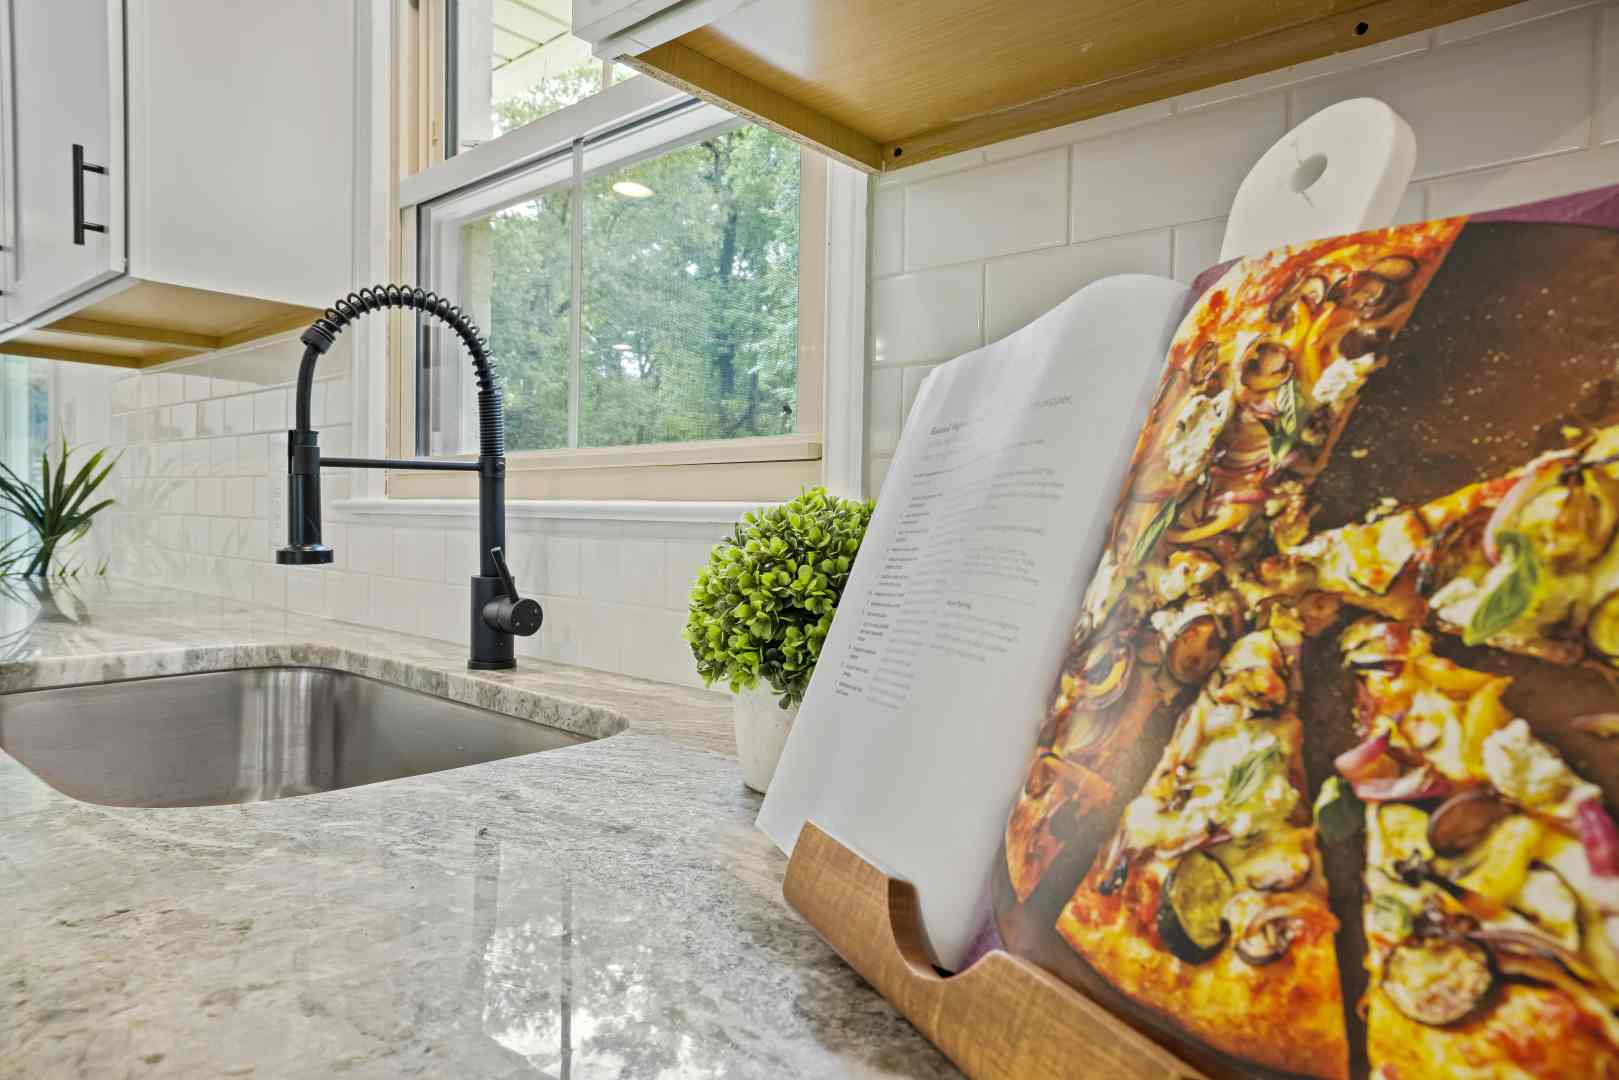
[733,683,798,793]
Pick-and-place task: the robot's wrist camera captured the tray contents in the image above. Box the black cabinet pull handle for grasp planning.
[72,143,107,246]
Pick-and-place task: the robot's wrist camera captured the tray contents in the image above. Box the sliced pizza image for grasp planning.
[1005,219,1464,904]
[1055,617,1350,1080]
[1295,423,1619,669]
[1333,620,1619,1078]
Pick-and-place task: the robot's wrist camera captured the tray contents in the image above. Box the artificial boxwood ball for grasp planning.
[684,486,874,708]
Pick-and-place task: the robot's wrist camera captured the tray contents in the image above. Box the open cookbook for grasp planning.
[762,182,1619,1078]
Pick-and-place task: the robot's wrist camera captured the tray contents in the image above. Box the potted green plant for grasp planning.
[685,486,874,792]
[0,439,119,578]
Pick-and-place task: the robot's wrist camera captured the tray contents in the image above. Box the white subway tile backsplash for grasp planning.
[414,581,464,642]
[444,528,480,584]
[1395,185,1429,225]
[1600,5,1619,144]
[900,365,935,430]
[199,399,224,436]
[113,377,139,414]
[253,389,288,433]
[1072,95,1286,242]
[252,564,285,608]
[168,404,197,439]
[1174,31,1432,113]
[323,570,371,625]
[368,576,419,636]
[183,439,210,477]
[184,375,211,402]
[224,479,254,519]
[210,436,237,475]
[394,527,447,582]
[1291,8,1596,181]
[578,535,625,604]
[981,101,1174,163]
[347,524,394,577]
[868,366,904,455]
[225,395,253,435]
[1173,218,1227,281]
[1435,0,1599,44]
[286,568,325,616]
[905,148,1069,270]
[238,434,269,476]
[323,426,352,458]
[872,264,983,367]
[574,602,626,674]
[664,540,711,609]
[195,478,223,516]
[1427,143,1619,214]
[984,229,1171,342]
[325,378,352,426]
[867,453,894,498]
[245,520,269,563]
[618,538,668,607]
[621,605,699,686]
[151,443,180,478]
[872,187,904,278]
[532,595,584,666]
[209,518,239,558]
[156,373,185,406]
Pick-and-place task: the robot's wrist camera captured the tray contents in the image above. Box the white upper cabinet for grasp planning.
[0,0,356,367]
[5,0,123,324]
[123,0,353,308]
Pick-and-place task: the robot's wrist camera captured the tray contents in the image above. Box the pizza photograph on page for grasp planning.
[992,184,1619,1079]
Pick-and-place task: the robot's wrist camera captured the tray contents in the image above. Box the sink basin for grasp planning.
[0,667,587,807]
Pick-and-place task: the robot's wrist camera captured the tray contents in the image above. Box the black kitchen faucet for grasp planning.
[276,286,542,670]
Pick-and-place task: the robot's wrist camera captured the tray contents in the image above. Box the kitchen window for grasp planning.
[393,0,831,502]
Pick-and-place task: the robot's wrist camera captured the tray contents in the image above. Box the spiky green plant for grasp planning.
[0,439,119,578]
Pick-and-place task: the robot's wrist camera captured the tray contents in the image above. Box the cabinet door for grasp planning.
[5,0,124,325]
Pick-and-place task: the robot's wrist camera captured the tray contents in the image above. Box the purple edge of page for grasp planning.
[955,181,1619,975]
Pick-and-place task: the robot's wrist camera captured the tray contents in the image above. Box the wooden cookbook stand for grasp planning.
[776,101,1417,1079]
[783,823,1205,1080]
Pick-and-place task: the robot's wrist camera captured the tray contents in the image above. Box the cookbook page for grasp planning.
[758,273,1191,969]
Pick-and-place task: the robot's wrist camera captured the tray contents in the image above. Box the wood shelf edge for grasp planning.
[635,0,1514,174]
[783,822,1206,1080]
[880,0,1509,170]
[623,41,883,172]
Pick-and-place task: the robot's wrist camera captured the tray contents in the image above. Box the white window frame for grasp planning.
[381,11,869,506]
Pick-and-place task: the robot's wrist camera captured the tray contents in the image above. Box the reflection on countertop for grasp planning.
[0,580,959,1078]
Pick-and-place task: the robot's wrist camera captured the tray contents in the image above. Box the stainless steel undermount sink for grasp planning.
[0,667,587,807]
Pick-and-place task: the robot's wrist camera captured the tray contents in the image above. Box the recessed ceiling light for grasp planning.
[611,343,632,351]
[612,180,654,199]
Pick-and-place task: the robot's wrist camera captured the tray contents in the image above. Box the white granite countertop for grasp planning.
[0,579,958,1078]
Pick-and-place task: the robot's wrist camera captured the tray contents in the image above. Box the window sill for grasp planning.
[330,496,760,526]
[384,434,822,502]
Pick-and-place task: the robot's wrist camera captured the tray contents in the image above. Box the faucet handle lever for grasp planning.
[482,547,543,638]
[490,546,519,599]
